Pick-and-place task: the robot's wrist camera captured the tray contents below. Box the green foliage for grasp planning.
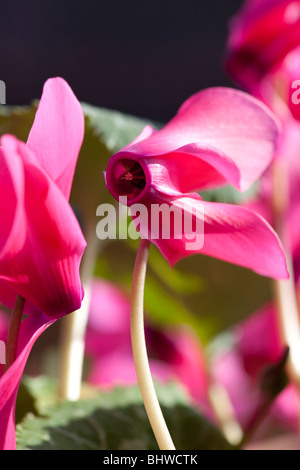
[16,378,232,450]
[81,103,161,154]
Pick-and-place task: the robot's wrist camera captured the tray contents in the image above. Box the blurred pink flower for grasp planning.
[225,2,300,277]
[0,77,86,449]
[106,87,288,279]
[85,279,210,411]
[210,305,299,436]
[226,0,300,95]
[258,46,300,121]
[245,117,300,285]
[215,13,299,437]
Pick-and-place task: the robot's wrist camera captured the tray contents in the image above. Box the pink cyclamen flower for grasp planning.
[0,77,86,449]
[106,87,288,279]
[210,305,299,436]
[226,0,300,94]
[85,279,210,411]
[0,77,86,318]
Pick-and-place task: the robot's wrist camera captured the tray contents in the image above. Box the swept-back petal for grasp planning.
[0,136,86,318]
[115,88,279,192]
[27,77,84,200]
[134,189,288,279]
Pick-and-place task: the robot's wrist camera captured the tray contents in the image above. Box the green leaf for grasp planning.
[16,381,232,450]
[199,182,259,204]
[19,375,59,415]
[81,103,161,154]
[15,382,38,425]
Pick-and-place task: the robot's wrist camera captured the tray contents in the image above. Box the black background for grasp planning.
[2,0,243,121]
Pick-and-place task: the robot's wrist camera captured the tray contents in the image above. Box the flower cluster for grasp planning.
[3,1,300,451]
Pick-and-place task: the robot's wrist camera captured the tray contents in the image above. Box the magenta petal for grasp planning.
[116,88,279,192]
[87,352,138,388]
[27,77,84,200]
[237,304,283,377]
[0,136,86,318]
[0,313,54,450]
[0,146,25,257]
[200,200,288,279]
[136,191,288,279]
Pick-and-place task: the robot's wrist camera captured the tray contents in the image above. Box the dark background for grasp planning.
[2,0,243,122]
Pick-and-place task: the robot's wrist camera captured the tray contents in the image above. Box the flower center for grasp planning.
[108,158,147,201]
[120,162,146,188]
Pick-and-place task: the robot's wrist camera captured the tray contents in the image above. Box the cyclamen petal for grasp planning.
[132,189,288,279]
[109,88,280,192]
[27,77,85,200]
[0,135,86,318]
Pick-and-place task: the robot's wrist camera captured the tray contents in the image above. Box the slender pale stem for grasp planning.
[208,383,243,446]
[59,207,128,401]
[58,282,92,400]
[4,294,25,373]
[59,225,99,401]
[130,239,175,450]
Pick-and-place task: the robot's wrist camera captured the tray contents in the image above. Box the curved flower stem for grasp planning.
[4,295,25,373]
[130,239,175,450]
